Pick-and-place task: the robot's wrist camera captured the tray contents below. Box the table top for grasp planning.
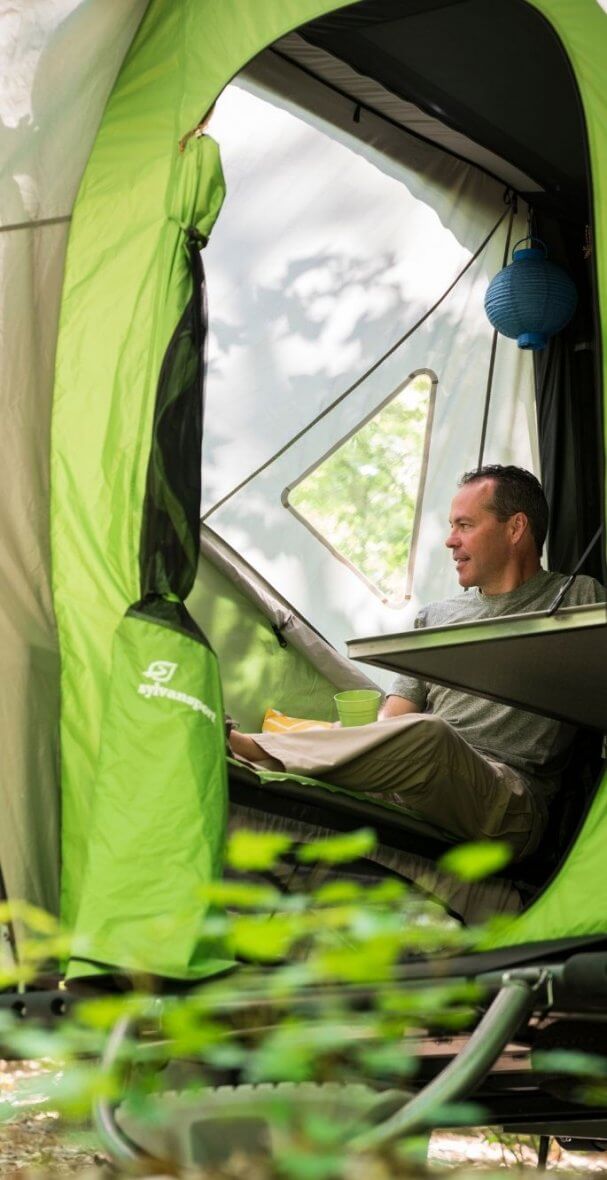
[347,601,607,730]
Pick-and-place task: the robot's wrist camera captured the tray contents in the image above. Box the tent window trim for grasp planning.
[282,367,438,607]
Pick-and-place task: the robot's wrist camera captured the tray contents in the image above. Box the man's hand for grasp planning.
[379,694,419,720]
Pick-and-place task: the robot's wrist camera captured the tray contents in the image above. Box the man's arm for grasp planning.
[379,694,420,719]
[379,607,429,719]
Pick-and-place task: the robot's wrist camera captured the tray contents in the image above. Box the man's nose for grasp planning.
[445,529,458,549]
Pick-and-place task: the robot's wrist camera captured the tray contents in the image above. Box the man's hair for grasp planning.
[458,464,548,555]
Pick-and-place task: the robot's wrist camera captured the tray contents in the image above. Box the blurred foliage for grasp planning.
[0,829,596,1176]
[438,841,512,882]
[289,374,432,603]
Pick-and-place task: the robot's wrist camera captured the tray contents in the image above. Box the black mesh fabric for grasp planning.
[139,235,207,600]
[128,594,212,649]
[532,213,604,580]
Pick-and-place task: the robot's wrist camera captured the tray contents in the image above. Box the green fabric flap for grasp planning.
[68,609,231,981]
[53,131,225,931]
[171,134,226,242]
[485,765,607,949]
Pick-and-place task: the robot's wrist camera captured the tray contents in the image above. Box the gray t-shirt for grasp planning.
[388,570,606,802]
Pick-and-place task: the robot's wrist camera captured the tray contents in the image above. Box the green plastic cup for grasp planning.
[334,689,381,727]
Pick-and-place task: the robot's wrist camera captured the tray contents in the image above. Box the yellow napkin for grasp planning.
[262,707,333,734]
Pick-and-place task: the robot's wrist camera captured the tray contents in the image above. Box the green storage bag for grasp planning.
[68,597,231,981]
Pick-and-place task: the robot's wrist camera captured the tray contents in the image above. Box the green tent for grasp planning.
[2,0,606,981]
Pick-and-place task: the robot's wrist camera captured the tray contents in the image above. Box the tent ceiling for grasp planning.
[293,0,588,214]
[274,33,541,194]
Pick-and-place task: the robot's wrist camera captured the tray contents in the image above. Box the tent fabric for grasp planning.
[201,52,538,673]
[301,0,589,212]
[274,32,543,194]
[197,527,377,698]
[489,765,607,948]
[536,322,605,580]
[491,0,607,947]
[49,0,358,963]
[63,119,231,979]
[0,0,602,974]
[68,605,230,982]
[277,7,605,582]
[198,0,607,953]
[534,0,607,462]
[0,0,148,914]
[54,125,226,956]
[188,542,372,734]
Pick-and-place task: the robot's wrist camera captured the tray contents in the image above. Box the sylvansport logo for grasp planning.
[143,660,177,684]
[138,660,217,723]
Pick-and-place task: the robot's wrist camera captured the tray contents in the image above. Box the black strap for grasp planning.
[546,524,604,615]
[477,191,517,468]
[185,226,208,370]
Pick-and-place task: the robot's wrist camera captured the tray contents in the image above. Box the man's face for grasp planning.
[446,479,514,591]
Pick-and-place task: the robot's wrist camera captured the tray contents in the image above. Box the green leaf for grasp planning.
[0,965,37,989]
[275,1146,345,1180]
[75,992,153,1030]
[20,934,73,962]
[357,1043,417,1078]
[162,1007,224,1054]
[46,1063,118,1119]
[296,828,376,864]
[313,933,402,983]
[5,1027,69,1061]
[246,1038,314,1084]
[198,879,281,909]
[533,1049,607,1077]
[576,1083,607,1106]
[313,881,364,905]
[201,1042,247,1070]
[394,1133,431,1162]
[425,1099,486,1126]
[365,878,407,904]
[300,1111,349,1146]
[0,900,61,935]
[226,829,292,871]
[231,913,301,961]
[438,840,512,881]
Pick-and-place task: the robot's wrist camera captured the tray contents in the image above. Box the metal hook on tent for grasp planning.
[271,622,289,648]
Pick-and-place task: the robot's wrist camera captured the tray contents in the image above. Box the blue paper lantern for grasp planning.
[484,237,578,350]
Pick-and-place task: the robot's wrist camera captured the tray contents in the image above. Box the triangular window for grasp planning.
[284,370,436,606]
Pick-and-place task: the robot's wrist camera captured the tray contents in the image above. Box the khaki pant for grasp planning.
[248,714,546,861]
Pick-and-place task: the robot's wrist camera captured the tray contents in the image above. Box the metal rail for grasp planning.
[351,976,538,1152]
[93,969,548,1165]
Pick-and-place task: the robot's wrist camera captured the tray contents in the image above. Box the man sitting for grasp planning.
[230,466,605,861]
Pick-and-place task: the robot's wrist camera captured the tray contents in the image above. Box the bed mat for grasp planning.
[228,759,523,925]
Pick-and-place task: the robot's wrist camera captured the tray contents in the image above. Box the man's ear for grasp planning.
[510,512,529,545]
